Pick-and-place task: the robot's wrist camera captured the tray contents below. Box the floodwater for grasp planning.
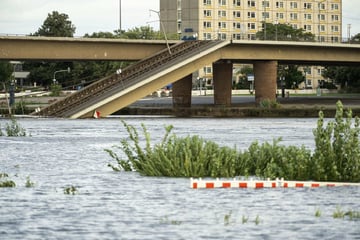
[0,117,359,239]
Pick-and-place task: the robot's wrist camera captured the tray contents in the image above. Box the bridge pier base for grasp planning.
[254,61,278,104]
[172,74,193,107]
[213,61,233,106]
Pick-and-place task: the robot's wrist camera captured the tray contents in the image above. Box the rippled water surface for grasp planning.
[0,117,359,239]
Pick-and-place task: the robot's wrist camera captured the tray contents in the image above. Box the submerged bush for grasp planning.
[312,101,360,182]
[0,173,16,188]
[0,117,27,137]
[106,101,360,182]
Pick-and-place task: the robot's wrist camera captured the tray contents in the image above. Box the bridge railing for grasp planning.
[35,40,224,117]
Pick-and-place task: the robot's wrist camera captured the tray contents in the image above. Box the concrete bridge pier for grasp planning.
[213,61,233,106]
[254,61,278,104]
[172,74,193,107]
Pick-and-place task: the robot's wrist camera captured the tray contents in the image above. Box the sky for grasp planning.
[0,0,359,38]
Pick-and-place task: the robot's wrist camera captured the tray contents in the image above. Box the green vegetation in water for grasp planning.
[160,216,182,225]
[315,208,322,218]
[106,101,360,182]
[0,173,16,188]
[25,176,35,188]
[0,117,28,137]
[259,99,281,109]
[64,186,78,195]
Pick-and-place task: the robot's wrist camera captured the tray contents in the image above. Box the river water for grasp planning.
[0,117,359,239]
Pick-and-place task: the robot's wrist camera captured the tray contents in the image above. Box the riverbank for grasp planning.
[115,95,360,118]
[1,93,360,118]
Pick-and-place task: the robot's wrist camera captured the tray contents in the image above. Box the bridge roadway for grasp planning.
[1,36,359,64]
[1,36,359,118]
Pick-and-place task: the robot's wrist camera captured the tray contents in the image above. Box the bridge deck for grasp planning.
[33,40,229,118]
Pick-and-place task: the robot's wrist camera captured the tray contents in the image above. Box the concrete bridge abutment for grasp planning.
[172,74,193,107]
[213,61,233,106]
[254,61,278,104]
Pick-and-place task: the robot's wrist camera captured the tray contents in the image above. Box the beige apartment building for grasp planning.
[160,0,342,90]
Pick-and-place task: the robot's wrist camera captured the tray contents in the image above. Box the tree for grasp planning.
[234,66,253,89]
[0,61,13,91]
[322,33,360,92]
[323,66,360,92]
[25,11,76,87]
[350,33,360,44]
[32,11,76,37]
[279,65,306,89]
[256,22,315,42]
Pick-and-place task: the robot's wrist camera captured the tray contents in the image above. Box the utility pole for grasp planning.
[119,0,122,31]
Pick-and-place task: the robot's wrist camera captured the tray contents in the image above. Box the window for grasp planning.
[233,11,241,18]
[248,12,256,18]
[331,36,339,43]
[203,0,212,5]
[218,10,226,17]
[233,0,241,7]
[248,1,256,7]
[218,22,227,29]
[331,15,339,21]
[217,33,227,40]
[304,14,312,20]
[203,21,212,28]
[304,3,312,9]
[290,13,298,20]
[218,0,226,6]
[331,4,339,10]
[248,23,256,30]
[262,1,270,8]
[203,33,212,40]
[331,25,339,32]
[276,1,284,8]
[233,33,242,40]
[306,79,312,87]
[276,12,284,19]
[290,2,298,9]
[233,22,241,29]
[319,3,325,10]
[262,12,270,19]
[318,14,325,21]
[318,25,325,32]
[203,66,212,74]
[204,10,212,17]
[304,25,312,31]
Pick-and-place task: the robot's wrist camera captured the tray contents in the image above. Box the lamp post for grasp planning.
[119,0,122,31]
[274,18,279,41]
[150,9,171,54]
[53,67,71,85]
[347,24,351,43]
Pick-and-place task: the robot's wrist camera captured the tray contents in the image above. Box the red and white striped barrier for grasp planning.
[190,178,360,189]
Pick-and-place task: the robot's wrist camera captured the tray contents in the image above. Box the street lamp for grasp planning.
[150,9,171,54]
[274,18,279,41]
[53,67,71,84]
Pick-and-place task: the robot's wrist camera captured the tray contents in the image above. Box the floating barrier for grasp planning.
[190,178,360,189]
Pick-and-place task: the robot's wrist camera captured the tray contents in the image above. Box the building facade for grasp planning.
[160,0,342,89]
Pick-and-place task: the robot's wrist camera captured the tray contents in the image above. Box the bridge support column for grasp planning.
[213,61,233,106]
[254,61,278,104]
[172,74,192,107]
